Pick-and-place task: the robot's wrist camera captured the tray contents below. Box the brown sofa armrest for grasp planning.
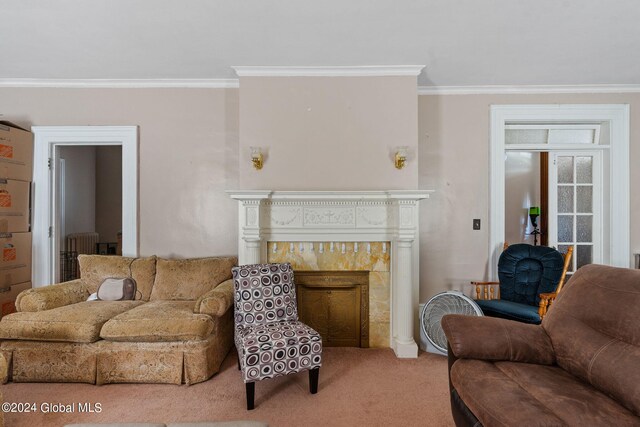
[194,279,234,317]
[15,279,89,312]
[441,314,556,365]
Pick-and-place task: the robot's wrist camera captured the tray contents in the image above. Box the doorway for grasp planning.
[490,105,629,278]
[32,126,138,287]
[56,145,123,282]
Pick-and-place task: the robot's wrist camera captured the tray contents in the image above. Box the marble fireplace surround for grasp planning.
[227,190,431,358]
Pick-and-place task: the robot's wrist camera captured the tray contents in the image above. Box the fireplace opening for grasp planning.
[295,270,369,347]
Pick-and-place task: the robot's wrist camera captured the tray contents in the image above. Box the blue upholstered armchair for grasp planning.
[471,244,573,324]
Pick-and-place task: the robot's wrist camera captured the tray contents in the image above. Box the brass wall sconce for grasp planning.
[250,146,263,170]
[394,146,408,169]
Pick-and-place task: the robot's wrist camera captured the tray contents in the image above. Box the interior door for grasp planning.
[548,152,602,275]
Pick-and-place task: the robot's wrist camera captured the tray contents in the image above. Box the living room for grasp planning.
[0,1,639,426]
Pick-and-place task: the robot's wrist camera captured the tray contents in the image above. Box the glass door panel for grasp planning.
[549,152,601,274]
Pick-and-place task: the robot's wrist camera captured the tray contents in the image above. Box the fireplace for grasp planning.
[294,270,369,348]
[227,190,430,358]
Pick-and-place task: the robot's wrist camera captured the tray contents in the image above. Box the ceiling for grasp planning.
[2,0,640,88]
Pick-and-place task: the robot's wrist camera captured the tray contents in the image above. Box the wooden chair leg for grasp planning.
[246,382,255,410]
[309,367,319,394]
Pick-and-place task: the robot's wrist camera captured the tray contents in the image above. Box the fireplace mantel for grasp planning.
[227,190,431,358]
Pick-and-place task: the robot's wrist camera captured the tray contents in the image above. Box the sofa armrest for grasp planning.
[441,314,556,365]
[194,279,234,317]
[15,279,89,312]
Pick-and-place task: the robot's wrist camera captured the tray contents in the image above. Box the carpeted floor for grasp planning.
[1,348,454,427]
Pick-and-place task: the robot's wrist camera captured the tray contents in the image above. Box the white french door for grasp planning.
[548,152,602,273]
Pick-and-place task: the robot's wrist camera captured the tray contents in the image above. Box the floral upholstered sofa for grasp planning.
[0,254,237,385]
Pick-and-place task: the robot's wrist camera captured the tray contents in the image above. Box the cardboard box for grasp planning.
[0,232,32,287]
[0,179,30,232]
[0,281,31,318]
[0,122,34,182]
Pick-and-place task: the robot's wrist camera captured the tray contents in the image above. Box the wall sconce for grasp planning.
[250,146,263,170]
[394,146,408,169]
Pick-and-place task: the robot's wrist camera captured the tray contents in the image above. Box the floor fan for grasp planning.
[420,291,483,355]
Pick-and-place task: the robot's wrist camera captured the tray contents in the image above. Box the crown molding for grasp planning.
[232,65,425,77]
[0,78,240,88]
[3,78,639,95]
[417,84,640,95]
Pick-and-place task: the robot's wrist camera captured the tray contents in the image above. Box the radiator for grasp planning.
[66,232,99,255]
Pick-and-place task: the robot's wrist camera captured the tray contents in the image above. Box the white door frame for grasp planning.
[32,126,138,287]
[489,105,630,277]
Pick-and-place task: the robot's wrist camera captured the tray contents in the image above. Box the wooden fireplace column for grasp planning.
[295,271,369,348]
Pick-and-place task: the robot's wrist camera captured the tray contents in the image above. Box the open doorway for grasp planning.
[57,145,123,282]
[490,105,629,279]
[32,126,138,287]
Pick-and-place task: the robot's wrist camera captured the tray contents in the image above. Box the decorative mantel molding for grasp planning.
[227,190,432,358]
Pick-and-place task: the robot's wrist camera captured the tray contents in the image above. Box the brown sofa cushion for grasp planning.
[452,359,639,426]
[149,257,236,301]
[0,301,143,343]
[79,255,157,301]
[543,264,640,416]
[100,300,214,342]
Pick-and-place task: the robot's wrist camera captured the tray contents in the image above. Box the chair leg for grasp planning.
[309,367,319,394]
[246,382,255,410]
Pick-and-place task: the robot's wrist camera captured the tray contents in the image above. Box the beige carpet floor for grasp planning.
[1,348,454,427]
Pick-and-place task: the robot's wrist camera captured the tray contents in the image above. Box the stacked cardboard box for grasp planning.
[0,122,33,318]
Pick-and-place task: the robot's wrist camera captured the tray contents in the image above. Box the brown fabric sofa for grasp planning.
[442,264,640,427]
[0,255,237,385]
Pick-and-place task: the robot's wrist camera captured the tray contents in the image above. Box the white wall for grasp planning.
[58,145,96,239]
[0,87,239,259]
[505,152,540,245]
[239,76,419,190]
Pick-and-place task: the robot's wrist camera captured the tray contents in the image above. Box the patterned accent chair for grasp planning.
[232,263,322,410]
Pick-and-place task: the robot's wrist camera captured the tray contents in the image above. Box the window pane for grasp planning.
[558,245,574,272]
[576,157,593,183]
[557,157,574,183]
[576,215,592,242]
[558,215,573,242]
[548,129,595,144]
[505,129,548,144]
[558,186,574,213]
[576,186,593,213]
[577,245,592,269]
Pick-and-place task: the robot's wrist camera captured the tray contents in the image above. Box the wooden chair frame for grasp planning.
[471,244,573,320]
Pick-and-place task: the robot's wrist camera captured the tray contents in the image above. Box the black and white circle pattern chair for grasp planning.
[232,262,322,410]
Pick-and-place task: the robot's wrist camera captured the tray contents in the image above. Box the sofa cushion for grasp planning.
[0,301,143,343]
[149,257,236,301]
[79,255,157,301]
[452,359,639,426]
[543,264,640,416]
[100,300,214,342]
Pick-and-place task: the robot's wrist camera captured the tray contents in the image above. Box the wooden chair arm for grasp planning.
[538,292,559,319]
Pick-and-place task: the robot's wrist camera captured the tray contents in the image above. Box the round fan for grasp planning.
[420,291,483,355]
